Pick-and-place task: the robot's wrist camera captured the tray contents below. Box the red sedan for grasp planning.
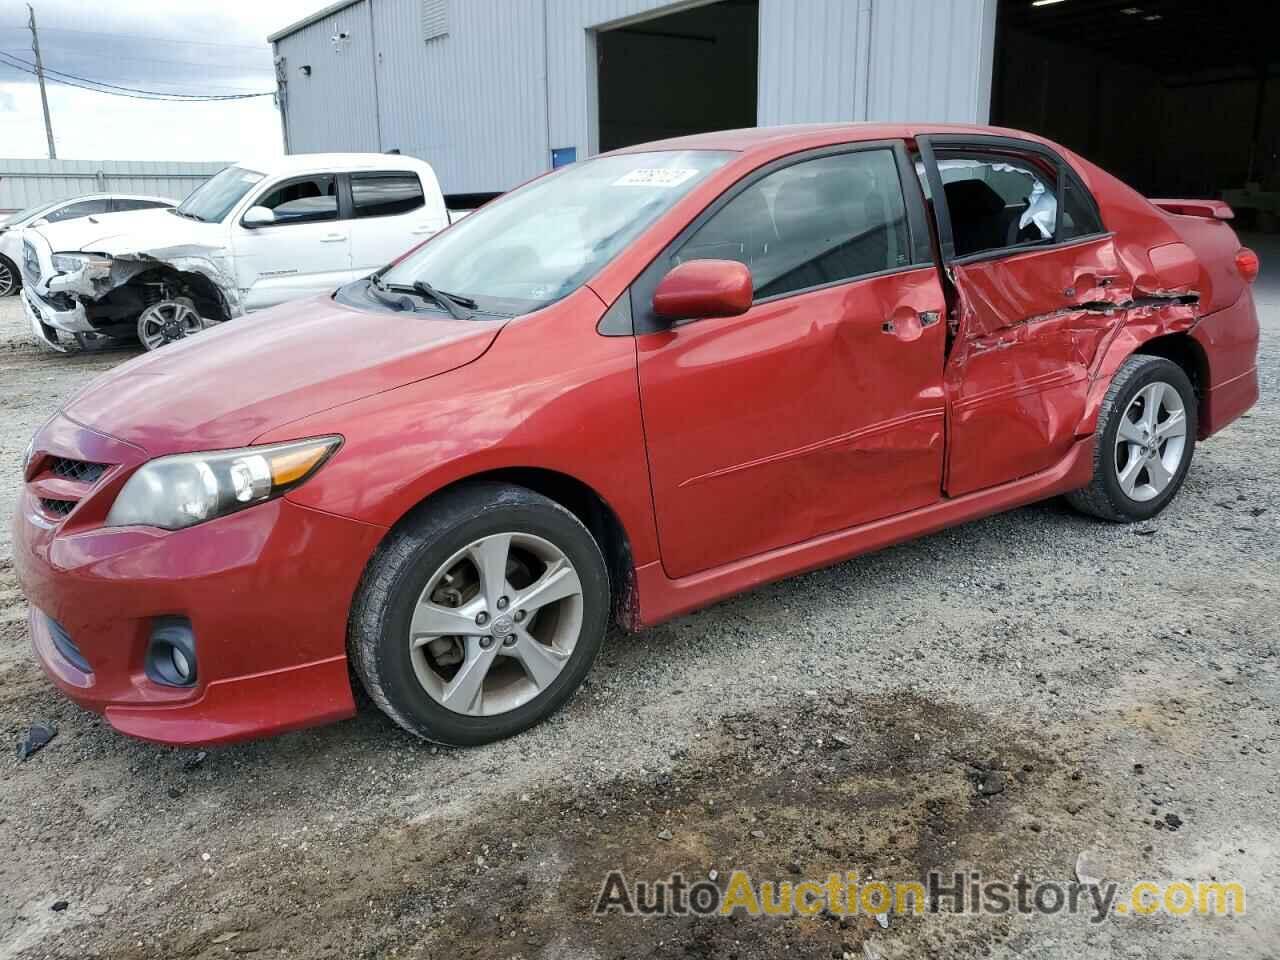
[14,124,1260,747]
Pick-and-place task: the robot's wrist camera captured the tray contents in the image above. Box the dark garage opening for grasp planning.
[596,0,758,153]
[991,0,1277,225]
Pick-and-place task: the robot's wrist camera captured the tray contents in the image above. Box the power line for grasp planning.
[0,51,274,100]
[12,43,276,76]
[0,48,273,91]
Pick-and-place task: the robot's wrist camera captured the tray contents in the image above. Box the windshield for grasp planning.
[380,150,733,313]
[2,198,63,228]
[175,165,265,223]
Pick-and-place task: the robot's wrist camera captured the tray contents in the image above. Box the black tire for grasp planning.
[1066,354,1197,522]
[0,255,19,297]
[348,482,610,746]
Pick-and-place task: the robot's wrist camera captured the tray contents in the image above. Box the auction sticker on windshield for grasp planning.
[613,168,701,188]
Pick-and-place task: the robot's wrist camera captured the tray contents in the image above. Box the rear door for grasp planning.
[635,142,948,579]
[346,170,444,272]
[231,172,354,311]
[918,134,1126,497]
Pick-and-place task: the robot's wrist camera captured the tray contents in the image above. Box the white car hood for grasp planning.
[33,207,223,255]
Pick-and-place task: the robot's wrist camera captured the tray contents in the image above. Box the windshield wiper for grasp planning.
[384,279,475,320]
[366,273,412,311]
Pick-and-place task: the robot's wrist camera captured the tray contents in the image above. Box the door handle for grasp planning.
[882,311,939,336]
[410,225,436,236]
[320,233,346,243]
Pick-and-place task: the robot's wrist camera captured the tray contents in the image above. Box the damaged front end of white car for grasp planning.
[20,225,242,353]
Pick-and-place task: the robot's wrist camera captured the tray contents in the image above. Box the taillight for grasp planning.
[1235,247,1259,283]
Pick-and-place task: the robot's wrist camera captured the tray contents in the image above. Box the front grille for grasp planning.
[46,615,92,673]
[40,498,76,518]
[49,457,107,484]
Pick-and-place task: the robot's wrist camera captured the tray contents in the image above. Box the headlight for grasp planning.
[105,436,341,530]
[51,252,112,278]
[22,437,35,475]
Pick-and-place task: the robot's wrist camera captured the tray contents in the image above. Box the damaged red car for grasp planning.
[14,124,1260,747]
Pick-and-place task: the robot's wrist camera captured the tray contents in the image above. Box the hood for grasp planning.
[63,294,505,455]
[33,208,220,255]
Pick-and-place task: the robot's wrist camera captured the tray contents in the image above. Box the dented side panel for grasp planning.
[943,236,1133,497]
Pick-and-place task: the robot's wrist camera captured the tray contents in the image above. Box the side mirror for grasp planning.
[30,218,49,228]
[242,205,276,227]
[652,259,753,322]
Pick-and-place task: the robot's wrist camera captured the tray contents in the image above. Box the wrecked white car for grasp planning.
[19,154,450,350]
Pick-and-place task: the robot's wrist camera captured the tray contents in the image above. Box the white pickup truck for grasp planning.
[20,153,453,350]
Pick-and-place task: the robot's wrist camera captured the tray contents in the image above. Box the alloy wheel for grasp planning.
[408,532,585,716]
[1114,380,1187,502]
[0,259,15,297]
[137,298,203,350]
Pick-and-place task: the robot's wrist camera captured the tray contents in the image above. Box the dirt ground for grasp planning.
[1,238,1277,959]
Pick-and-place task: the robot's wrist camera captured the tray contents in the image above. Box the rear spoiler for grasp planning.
[1150,198,1234,221]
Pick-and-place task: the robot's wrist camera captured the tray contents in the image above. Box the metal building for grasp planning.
[268,0,1278,207]
[268,0,997,196]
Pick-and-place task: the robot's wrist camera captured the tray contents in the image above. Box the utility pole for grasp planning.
[27,3,56,159]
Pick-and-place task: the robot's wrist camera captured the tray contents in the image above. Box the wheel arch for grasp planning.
[382,466,640,630]
[126,264,234,325]
[1080,330,1210,439]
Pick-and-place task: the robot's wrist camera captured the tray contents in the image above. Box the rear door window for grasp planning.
[112,198,171,212]
[351,172,425,218]
[933,151,1059,258]
[674,149,912,300]
[1060,175,1105,239]
[44,198,111,223]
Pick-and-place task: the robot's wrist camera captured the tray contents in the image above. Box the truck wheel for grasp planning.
[348,482,610,746]
[137,297,203,350]
[1067,355,1197,522]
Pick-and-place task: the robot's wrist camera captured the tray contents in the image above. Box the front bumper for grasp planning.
[13,415,387,746]
[22,285,90,350]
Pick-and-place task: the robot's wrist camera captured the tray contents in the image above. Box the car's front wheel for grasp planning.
[1067,354,1197,522]
[0,255,19,297]
[348,482,610,745]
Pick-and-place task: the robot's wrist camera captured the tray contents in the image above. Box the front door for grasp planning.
[636,144,949,579]
[919,135,1131,496]
[232,173,354,311]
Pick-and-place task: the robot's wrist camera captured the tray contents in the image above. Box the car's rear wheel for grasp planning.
[1067,354,1197,522]
[0,255,18,297]
[348,482,610,745]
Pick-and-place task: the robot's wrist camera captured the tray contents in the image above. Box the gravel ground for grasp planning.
[1,237,1277,959]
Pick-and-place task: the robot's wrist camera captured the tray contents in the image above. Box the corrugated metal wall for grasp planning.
[867,0,997,123]
[274,0,997,194]
[369,0,548,193]
[275,0,380,154]
[0,158,227,214]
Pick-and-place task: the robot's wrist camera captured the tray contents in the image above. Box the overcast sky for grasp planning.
[0,0,319,161]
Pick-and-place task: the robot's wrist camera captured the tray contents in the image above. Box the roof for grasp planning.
[618,122,1055,156]
[233,153,436,175]
[268,0,362,43]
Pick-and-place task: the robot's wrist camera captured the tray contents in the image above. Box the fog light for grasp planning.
[145,618,198,687]
[171,646,192,681]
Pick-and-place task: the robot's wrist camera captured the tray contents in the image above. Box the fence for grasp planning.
[0,158,229,214]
